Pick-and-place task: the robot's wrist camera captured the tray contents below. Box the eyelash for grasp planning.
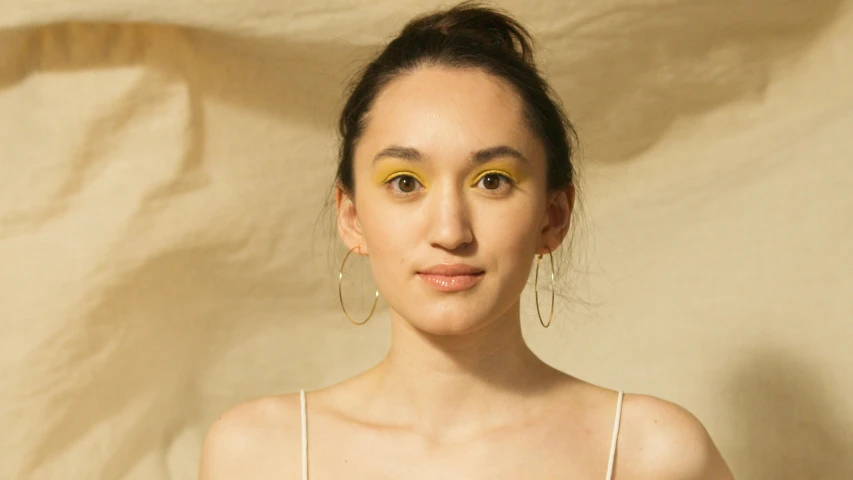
[384,171,515,197]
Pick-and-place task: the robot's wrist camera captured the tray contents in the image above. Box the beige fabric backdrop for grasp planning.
[1,0,851,478]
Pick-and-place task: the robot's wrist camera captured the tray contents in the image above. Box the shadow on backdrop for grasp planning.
[727,348,853,479]
[1,0,846,165]
[538,0,846,163]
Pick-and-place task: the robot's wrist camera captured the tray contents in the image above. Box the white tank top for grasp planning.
[299,389,624,480]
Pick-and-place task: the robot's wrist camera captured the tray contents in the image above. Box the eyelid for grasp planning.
[471,169,517,185]
[382,171,426,184]
[380,169,516,195]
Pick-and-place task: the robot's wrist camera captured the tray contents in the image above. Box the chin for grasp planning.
[406,309,494,336]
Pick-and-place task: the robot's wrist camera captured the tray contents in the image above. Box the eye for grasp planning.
[475,172,514,191]
[385,174,424,195]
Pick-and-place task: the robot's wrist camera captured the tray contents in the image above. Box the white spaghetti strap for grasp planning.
[605,390,624,480]
[300,389,308,480]
[301,388,620,480]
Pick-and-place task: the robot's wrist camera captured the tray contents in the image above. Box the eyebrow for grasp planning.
[371,145,529,165]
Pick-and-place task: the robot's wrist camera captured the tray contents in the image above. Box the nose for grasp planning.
[425,181,474,252]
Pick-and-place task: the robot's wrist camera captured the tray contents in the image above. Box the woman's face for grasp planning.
[337,66,572,334]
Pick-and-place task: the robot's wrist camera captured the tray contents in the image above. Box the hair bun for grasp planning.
[401,1,535,65]
[337,1,575,197]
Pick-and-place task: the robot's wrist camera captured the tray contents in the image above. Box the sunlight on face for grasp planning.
[349,66,552,334]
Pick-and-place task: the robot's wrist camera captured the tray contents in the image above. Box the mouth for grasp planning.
[415,271,485,292]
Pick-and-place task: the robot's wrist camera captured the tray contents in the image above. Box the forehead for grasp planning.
[357,66,539,162]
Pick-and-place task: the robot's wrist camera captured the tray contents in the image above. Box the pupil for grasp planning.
[400,177,413,192]
[484,175,499,189]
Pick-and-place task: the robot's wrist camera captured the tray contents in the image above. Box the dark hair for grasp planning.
[323,1,589,314]
[335,0,578,197]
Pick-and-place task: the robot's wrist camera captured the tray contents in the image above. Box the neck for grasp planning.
[361,300,567,443]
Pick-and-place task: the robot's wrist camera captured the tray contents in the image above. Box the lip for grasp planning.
[417,264,484,276]
[416,264,485,292]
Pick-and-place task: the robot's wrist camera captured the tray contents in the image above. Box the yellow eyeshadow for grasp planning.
[370,162,527,187]
[471,165,528,184]
[372,166,428,186]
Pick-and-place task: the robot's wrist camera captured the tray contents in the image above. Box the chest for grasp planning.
[304,415,614,480]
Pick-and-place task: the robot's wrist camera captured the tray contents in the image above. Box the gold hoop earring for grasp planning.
[338,245,379,326]
[534,247,555,328]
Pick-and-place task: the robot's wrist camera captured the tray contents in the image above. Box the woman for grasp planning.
[199,2,734,479]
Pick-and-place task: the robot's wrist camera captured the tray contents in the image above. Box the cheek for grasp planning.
[357,199,417,265]
[473,200,542,250]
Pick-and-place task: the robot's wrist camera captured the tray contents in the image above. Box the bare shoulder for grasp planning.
[617,393,734,480]
[198,393,302,480]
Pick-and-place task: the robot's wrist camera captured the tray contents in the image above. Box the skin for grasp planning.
[198,66,735,479]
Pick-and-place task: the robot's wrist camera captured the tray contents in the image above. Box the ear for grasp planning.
[335,184,368,255]
[536,184,575,255]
